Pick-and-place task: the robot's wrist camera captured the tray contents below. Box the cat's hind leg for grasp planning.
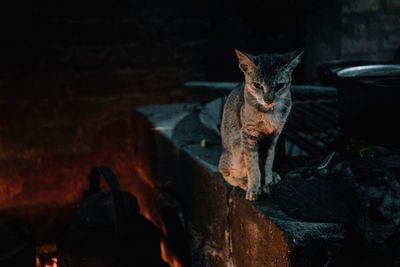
[218,148,247,189]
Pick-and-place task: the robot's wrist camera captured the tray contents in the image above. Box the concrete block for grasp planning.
[137,101,349,266]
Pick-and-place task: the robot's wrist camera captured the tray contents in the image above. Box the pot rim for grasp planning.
[337,64,400,78]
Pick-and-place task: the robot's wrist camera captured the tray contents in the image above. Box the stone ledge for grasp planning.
[136,102,348,267]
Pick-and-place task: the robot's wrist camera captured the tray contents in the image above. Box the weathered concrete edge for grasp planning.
[137,104,291,266]
[136,103,346,266]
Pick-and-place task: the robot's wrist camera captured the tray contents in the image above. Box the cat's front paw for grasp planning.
[263,172,281,194]
[272,171,281,183]
[246,187,262,201]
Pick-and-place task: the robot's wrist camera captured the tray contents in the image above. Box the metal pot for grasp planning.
[318,60,379,85]
[336,64,400,78]
[57,166,168,267]
[320,62,400,146]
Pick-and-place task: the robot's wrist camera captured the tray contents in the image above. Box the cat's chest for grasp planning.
[257,113,284,134]
[242,109,285,136]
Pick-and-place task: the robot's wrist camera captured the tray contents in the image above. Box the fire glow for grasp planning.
[36,244,58,267]
[36,256,58,267]
[132,165,183,267]
[160,239,182,267]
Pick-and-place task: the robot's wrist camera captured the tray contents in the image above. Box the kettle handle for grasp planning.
[87,165,121,194]
[86,166,126,240]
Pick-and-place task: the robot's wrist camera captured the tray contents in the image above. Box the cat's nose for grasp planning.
[265,100,273,105]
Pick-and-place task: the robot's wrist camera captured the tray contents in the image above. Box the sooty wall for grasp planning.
[1,0,399,96]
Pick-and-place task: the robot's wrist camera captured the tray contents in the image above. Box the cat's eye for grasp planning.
[252,82,263,90]
[275,83,286,90]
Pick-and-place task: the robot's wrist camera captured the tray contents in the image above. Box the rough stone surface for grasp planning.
[340,0,400,61]
[137,97,400,266]
[230,193,290,267]
[137,102,350,266]
[271,178,361,223]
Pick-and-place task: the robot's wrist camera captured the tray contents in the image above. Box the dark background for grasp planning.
[0,0,399,98]
[0,1,399,261]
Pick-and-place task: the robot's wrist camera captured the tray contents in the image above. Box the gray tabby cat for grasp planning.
[219,49,303,201]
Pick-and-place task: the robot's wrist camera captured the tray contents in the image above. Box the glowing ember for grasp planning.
[36,256,58,267]
[47,257,58,267]
[36,244,58,267]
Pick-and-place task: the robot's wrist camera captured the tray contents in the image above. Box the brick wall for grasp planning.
[341,0,400,61]
[1,0,399,97]
[0,0,312,98]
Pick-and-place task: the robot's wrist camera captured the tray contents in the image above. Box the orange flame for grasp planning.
[160,239,182,267]
[36,256,58,267]
[47,258,58,267]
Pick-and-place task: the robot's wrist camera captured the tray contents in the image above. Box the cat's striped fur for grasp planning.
[219,49,303,200]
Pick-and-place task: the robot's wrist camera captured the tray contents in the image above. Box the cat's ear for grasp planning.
[235,49,257,73]
[283,49,304,71]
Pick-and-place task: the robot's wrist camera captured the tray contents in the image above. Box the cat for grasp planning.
[218,49,303,201]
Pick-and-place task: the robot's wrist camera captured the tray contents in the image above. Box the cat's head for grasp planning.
[235,49,303,109]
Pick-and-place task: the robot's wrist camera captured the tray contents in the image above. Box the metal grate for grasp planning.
[184,81,342,156]
[285,88,342,156]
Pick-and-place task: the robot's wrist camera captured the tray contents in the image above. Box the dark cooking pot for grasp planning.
[318,59,379,86]
[58,166,168,267]
[320,62,400,146]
